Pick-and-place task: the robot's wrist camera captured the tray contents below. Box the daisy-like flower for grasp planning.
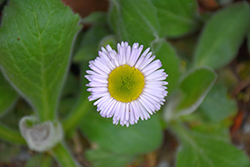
[85,42,168,127]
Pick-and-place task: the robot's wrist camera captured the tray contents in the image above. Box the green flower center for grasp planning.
[108,65,145,102]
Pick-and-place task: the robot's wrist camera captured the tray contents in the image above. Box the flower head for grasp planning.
[85,42,168,127]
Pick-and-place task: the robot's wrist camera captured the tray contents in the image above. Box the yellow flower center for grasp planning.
[108,65,145,102]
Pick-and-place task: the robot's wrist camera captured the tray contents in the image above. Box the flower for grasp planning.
[85,42,168,127]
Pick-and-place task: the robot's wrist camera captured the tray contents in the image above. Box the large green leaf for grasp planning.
[86,149,134,167]
[171,123,250,167]
[151,39,182,96]
[199,84,237,122]
[0,0,81,121]
[0,72,18,117]
[80,110,163,155]
[151,0,200,37]
[108,0,160,47]
[193,2,250,69]
[164,67,217,121]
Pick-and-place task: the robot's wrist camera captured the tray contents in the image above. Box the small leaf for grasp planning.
[151,0,200,37]
[199,84,237,122]
[86,149,134,167]
[108,0,160,47]
[164,67,217,120]
[0,0,81,121]
[19,116,63,152]
[172,123,250,167]
[80,110,163,155]
[151,39,182,96]
[0,72,18,117]
[193,2,250,69]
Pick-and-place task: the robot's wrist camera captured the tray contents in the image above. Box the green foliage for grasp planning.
[80,11,107,24]
[0,123,25,144]
[108,0,160,47]
[80,111,163,155]
[0,142,20,162]
[248,30,250,53]
[164,67,217,120]
[172,123,250,167]
[193,2,250,69]
[0,0,80,121]
[25,154,53,167]
[151,0,200,37]
[177,68,217,111]
[0,0,249,166]
[151,39,182,95]
[199,84,237,122]
[73,25,110,62]
[86,149,134,167]
[0,72,18,117]
[62,62,91,133]
[50,142,79,167]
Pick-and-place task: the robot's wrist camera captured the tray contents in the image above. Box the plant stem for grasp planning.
[41,154,53,167]
[62,98,91,134]
[0,123,26,144]
[50,142,81,167]
[62,62,91,134]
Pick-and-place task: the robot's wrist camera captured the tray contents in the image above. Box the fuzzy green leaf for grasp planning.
[151,0,200,37]
[178,68,217,111]
[199,84,237,122]
[80,111,163,155]
[151,39,182,96]
[164,67,217,121]
[172,123,250,167]
[0,0,81,121]
[0,72,18,117]
[108,0,160,47]
[193,2,250,69]
[86,149,133,167]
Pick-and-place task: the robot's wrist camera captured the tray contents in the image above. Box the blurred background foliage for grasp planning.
[0,0,250,167]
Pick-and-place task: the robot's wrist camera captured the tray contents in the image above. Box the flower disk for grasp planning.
[108,65,145,103]
[85,41,168,127]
